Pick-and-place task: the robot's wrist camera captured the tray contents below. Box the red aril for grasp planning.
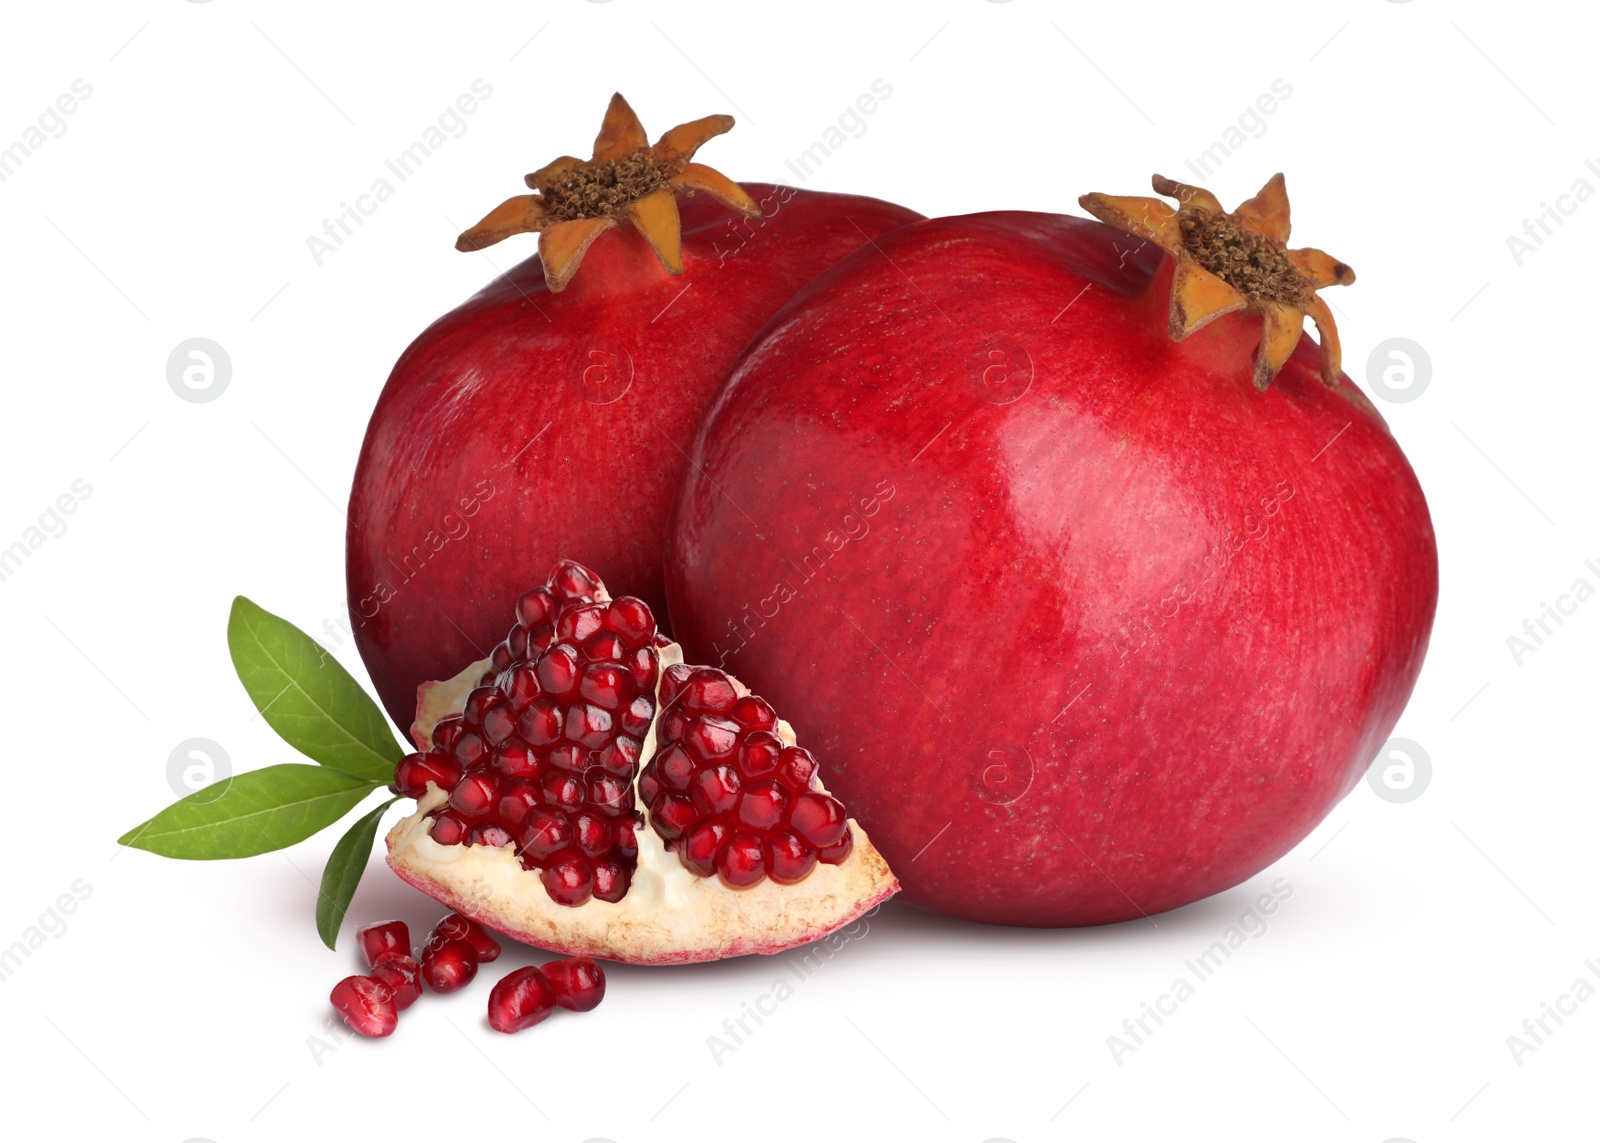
[420,939,478,994]
[369,956,423,1011]
[487,967,557,1034]
[386,562,897,964]
[541,957,605,1012]
[330,976,398,1039]
[667,174,1438,927]
[355,919,411,968]
[347,94,920,731]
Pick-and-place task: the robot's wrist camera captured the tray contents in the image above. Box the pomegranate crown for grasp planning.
[455,93,761,292]
[1079,174,1355,390]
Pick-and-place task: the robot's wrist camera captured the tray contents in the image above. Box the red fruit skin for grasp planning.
[347,186,922,731]
[667,212,1439,927]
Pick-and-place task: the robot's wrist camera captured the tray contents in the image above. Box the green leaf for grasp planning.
[317,797,399,950]
[118,765,381,859]
[228,596,403,783]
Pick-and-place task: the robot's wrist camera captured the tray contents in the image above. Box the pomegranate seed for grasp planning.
[462,686,500,728]
[394,751,463,799]
[546,743,585,772]
[432,717,465,752]
[767,832,819,883]
[595,734,642,776]
[592,860,629,902]
[516,698,562,746]
[680,820,729,877]
[555,601,607,643]
[449,769,499,819]
[659,708,690,743]
[690,765,742,816]
[429,811,468,845]
[487,966,556,1033]
[583,631,628,663]
[717,832,766,888]
[738,732,783,777]
[356,920,411,968]
[469,824,514,847]
[435,913,501,963]
[789,792,848,848]
[491,742,537,778]
[778,746,818,790]
[606,597,656,644]
[519,808,572,862]
[683,715,741,763]
[653,744,696,791]
[659,662,695,707]
[502,663,540,709]
[330,976,398,1038]
[497,779,541,830]
[452,731,489,767]
[586,773,630,816]
[421,939,478,993]
[638,772,661,805]
[541,851,594,906]
[680,669,738,713]
[481,700,515,745]
[626,646,658,691]
[542,957,606,1011]
[620,696,654,737]
[573,812,610,858]
[564,703,614,749]
[578,663,634,711]
[503,626,529,661]
[535,644,581,697]
[370,955,423,1010]
[817,830,854,864]
[736,779,788,831]
[540,771,583,811]
[548,560,601,600]
[729,695,777,731]
[614,818,639,859]
[651,794,697,840]
[517,587,554,627]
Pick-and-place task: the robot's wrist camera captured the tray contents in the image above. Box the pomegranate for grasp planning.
[347,94,921,731]
[420,937,478,994]
[369,955,423,1011]
[356,919,410,968]
[667,174,1438,926]
[330,975,398,1038]
[385,561,897,963]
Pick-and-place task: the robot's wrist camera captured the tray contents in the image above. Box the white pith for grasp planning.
[387,637,898,964]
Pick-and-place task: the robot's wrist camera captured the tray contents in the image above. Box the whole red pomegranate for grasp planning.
[667,175,1438,926]
[348,94,919,730]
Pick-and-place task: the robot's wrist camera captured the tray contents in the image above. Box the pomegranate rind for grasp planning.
[386,645,899,964]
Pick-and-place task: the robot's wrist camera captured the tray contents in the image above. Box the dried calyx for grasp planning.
[1080,174,1355,390]
[455,93,761,291]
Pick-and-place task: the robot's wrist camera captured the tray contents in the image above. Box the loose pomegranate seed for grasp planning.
[541,851,594,906]
[330,975,398,1038]
[487,966,556,1033]
[370,955,423,1010]
[717,832,766,888]
[356,920,411,968]
[394,751,464,799]
[789,791,848,848]
[421,939,478,993]
[434,913,501,963]
[429,811,468,845]
[542,957,606,1011]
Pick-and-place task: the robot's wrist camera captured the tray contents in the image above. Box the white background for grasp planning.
[1,1,1594,1140]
